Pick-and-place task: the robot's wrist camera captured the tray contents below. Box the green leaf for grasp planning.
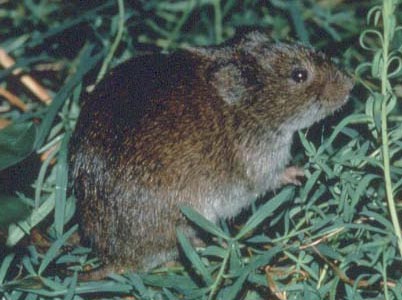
[176,229,213,286]
[22,256,36,275]
[217,271,248,300]
[75,281,132,294]
[201,245,226,259]
[124,273,147,297]
[351,174,379,207]
[235,187,294,240]
[64,272,78,300]
[315,244,342,261]
[0,195,30,227]
[179,205,228,239]
[299,169,322,202]
[141,273,199,290]
[163,288,179,300]
[288,0,309,43]
[317,114,371,156]
[6,193,55,246]
[38,225,78,275]
[54,132,71,237]
[0,122,36,171]
[0,253,15,284]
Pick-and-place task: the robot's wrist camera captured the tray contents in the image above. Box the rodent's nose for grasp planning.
[340,71,354,93]
[346,75,355,92]
[321,70,353,107]
[332,70,354,95]
[333,68,353,85]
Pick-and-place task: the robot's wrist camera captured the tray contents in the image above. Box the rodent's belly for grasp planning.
[186,180,271,222]
[204,188,259,221]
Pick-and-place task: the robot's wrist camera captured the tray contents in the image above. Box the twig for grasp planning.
[299,228,344,250]
[0,87,27,111]
[0,48,51,104]
[265,266,287,300]
[298,228,396,289]
[265,265,309,300]
[0,118,11,129]
[40,144,58,163]
[311,246,396,289]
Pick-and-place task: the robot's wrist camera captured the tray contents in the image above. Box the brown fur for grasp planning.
[69,31,353,278]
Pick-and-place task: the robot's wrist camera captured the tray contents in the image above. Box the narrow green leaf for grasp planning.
[298,131,316,156]
[14,280,132,296]
[64,272,78,300]
[179,205,228,239]
[6,193,55,246]
[22,256,36,275]
[141,273,199,290]
[236,188,294,240]
[176,230,213,285]
[127,273,150,298]
[38,225,78,275]
[317,114,371,156]
[300,170,322,202]
[0,253,15,284]
[75,281,132,294]
[315,244,342,261]
[351,174,379,207]
[163,288,179,300]
[54,132,71,237]
[201,245,226,259]
[288,0,309,43]
[217,272,248,300]
[35,141,58,208]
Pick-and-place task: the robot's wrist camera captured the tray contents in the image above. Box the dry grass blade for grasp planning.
[0,48,51,104]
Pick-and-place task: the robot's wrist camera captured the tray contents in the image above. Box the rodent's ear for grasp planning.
[208,63,247,105]
[239,31,271,55]
[185,45,233,61]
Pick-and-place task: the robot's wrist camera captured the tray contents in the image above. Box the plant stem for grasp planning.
[382,248,390,300]
[208,242,231,300]
[380,0,402,258]
[213,0,223,44]
[96,0,125,85]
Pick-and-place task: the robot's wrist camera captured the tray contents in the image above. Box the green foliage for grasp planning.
[0,122,36,171]
[1,0,401,299]
[0,195,30,227]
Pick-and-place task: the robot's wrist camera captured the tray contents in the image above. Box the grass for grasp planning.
[0,0,402,299]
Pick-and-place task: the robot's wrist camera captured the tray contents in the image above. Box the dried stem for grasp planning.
[0,48,51,104]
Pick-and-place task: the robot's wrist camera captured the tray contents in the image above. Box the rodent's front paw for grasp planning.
[280,166,304,186]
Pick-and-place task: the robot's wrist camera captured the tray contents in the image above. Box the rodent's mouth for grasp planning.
[319,93,350,114]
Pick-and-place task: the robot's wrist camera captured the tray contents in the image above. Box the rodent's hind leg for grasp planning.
[79,250,179,281]
[78,264,128,281]
[280,166,304,186]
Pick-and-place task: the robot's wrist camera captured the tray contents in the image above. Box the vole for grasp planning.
[69,31,353,278]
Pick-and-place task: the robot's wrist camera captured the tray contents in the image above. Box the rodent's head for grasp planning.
[192,31,353,132]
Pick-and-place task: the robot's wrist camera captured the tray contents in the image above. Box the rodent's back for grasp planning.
[73,53,226,174]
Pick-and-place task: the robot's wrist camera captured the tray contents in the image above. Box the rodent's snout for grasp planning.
[321,69,354,109]
[335,70,354,92]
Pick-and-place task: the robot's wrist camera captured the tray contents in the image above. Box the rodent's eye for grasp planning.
[291,68,309,83]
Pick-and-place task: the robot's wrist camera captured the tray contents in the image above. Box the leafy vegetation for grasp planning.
[0,0,401,299]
